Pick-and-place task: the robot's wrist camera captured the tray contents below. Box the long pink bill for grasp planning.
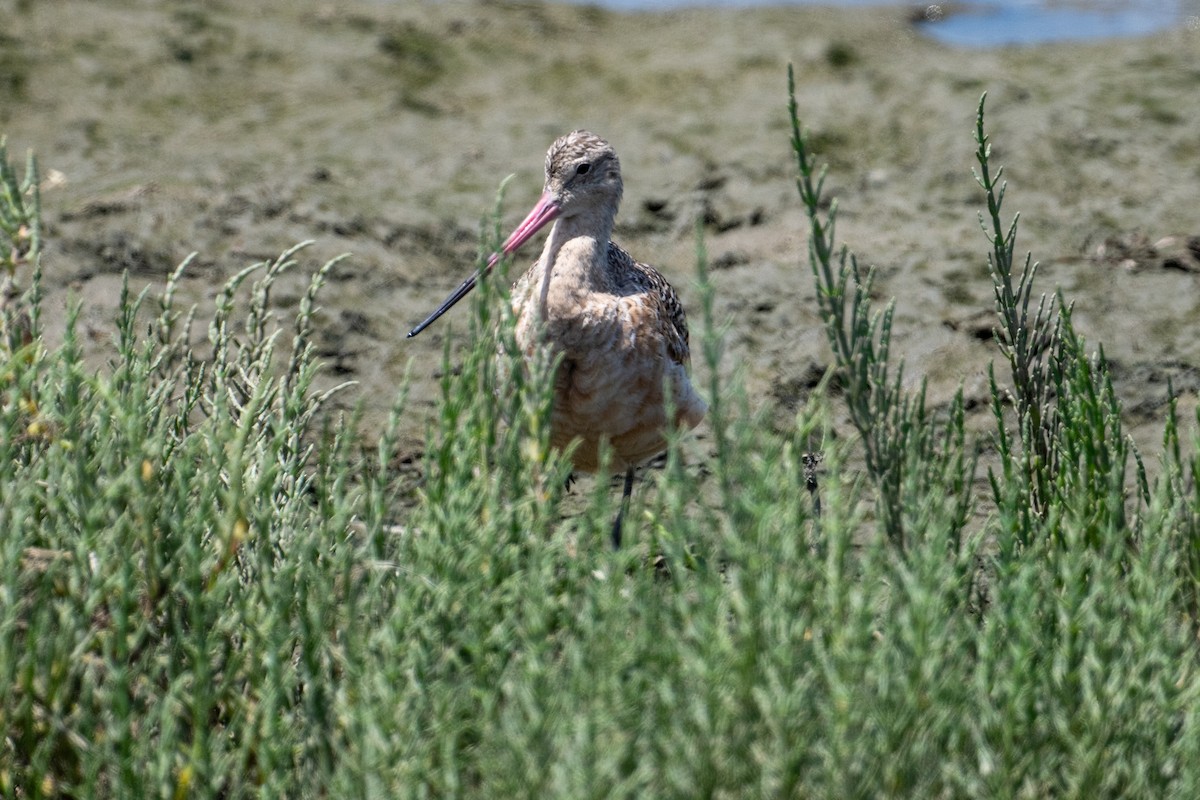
[406,193,561,338]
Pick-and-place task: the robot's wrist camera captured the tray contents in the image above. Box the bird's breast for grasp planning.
[504,244,704,472]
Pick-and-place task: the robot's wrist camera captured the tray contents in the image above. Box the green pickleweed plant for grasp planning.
[974,92,1150,558]
[788,70,1200,796]
[2,64,1200,796]
[0,231,370,795]
[788,64,975,557]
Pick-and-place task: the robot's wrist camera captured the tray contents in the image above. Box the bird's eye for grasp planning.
[575,162,591,176]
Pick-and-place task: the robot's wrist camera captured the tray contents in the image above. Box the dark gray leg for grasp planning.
[611,467,635,549]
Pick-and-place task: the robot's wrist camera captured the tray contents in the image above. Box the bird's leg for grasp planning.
[611,467,636,549]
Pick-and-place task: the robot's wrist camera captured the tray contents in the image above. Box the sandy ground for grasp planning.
[3,0,1199,474]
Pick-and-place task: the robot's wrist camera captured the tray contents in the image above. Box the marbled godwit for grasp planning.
[408,130,706,547]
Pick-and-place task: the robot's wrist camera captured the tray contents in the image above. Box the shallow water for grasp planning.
[559,0,1200,46]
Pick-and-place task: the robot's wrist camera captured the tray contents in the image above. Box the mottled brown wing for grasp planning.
[608,243,691,366]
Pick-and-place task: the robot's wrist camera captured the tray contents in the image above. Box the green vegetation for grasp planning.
[2,69,1199,797]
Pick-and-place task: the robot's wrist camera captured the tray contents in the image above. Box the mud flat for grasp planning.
[3,0,1198,463]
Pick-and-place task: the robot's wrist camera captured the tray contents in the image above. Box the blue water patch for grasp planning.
[915,0,1190,47]
[557,0,1200,47]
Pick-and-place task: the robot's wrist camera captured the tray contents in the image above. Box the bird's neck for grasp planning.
[537,207,616,295]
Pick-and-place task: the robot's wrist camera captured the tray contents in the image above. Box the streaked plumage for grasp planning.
[409,130,706,544]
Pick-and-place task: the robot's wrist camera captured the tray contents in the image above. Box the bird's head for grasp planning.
[406,130,623,338]
[541,130,623,218]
